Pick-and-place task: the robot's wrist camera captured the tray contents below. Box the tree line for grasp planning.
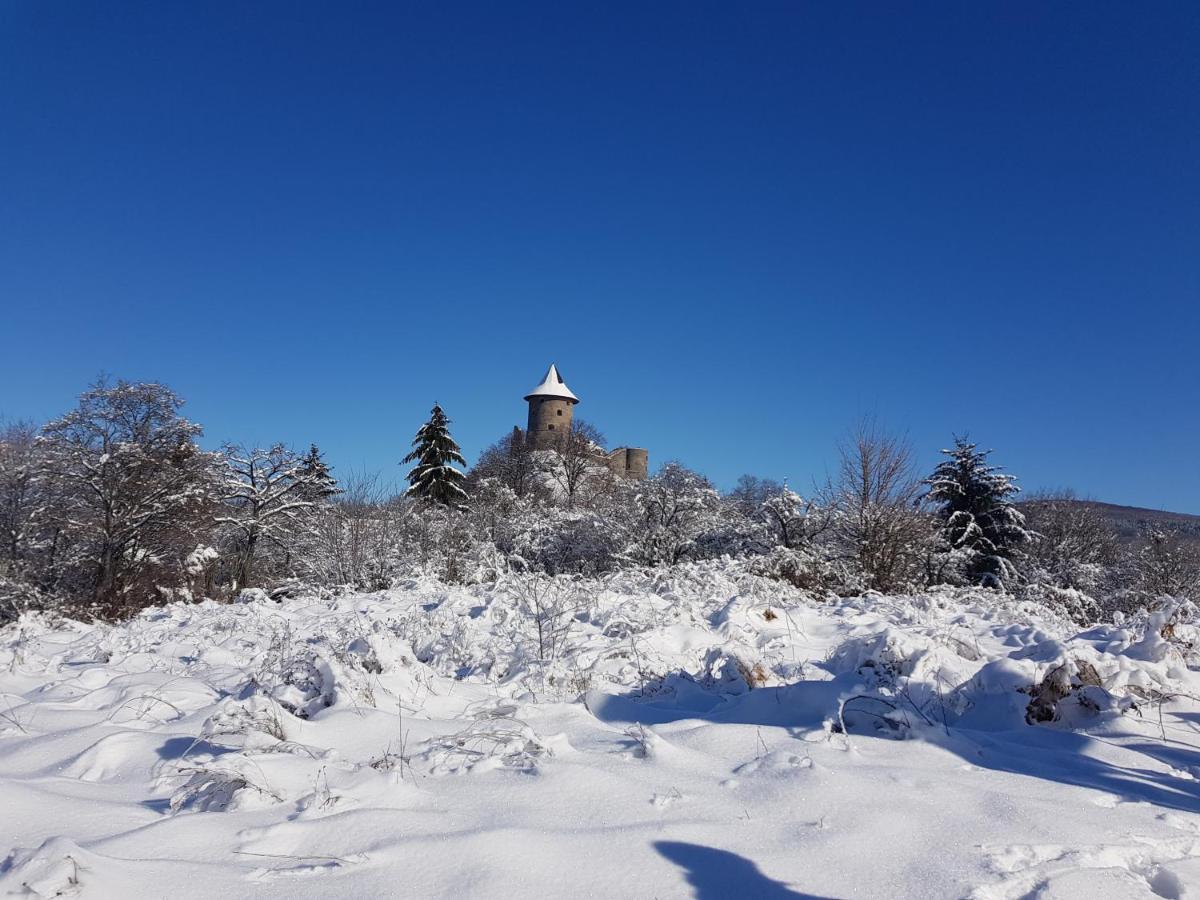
[1,379,1195,624]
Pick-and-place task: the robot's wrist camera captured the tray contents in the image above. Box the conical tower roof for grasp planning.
[524,363,579,403]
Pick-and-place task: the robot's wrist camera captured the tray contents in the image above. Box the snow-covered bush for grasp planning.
[1017,582,1102,626]
[504,571,588,668]
[622,462,724,566]
[747,545,844,595]
[1126,528,1200,604]
[0,575,47,625]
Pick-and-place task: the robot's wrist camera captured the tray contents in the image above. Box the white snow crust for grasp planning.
[3,563,1200,898]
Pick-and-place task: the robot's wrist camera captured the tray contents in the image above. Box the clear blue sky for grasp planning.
[1,2,1197,510]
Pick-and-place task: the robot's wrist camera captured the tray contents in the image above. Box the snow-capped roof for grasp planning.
[524,363,579,403]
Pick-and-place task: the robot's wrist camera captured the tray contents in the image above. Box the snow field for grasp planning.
[2,563,1200,898]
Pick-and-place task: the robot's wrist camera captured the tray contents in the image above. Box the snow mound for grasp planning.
[2,566,1200,898]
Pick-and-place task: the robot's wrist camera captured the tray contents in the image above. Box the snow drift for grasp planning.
[2,563,1200,898]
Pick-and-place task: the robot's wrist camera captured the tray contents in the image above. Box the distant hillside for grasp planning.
[1029,498,1200,544]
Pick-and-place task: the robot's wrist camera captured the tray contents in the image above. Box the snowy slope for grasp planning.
[2,565,1200,899]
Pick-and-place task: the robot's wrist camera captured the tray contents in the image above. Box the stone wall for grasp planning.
[624,447,649,480]
[605,446,649,480]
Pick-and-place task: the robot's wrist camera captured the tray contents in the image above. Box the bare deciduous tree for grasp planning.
[471,428,541,500]
[39,379,219,614]
[0,421,42,575]
[303,471,412,590]
[1021,491,1120,594]
[217,443,318,589]
[626,462,722,566]
[543,419,610,510]
[825,419,929,593]
[1128,528,1200,602]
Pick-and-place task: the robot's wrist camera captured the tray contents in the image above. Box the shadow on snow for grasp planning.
[591,684,1200,815]
[654,841,839,900]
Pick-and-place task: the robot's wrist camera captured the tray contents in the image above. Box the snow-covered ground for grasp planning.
[3,564,1200,898]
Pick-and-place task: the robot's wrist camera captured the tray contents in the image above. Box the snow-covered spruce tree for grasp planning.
[402,405,468,508]
[295,444,341,504]
[923,437,1030,589]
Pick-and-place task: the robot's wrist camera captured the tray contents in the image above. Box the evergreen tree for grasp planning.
[296,444,341,503]
[924,437,1030,589]
[402,405,469,508]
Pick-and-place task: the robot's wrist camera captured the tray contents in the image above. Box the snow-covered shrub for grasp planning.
[727,480,832,555]
[1022,657,1127,725]
[417,715,553,775]
[298,474,414,590]
[511,506,622,575]
[251,624,336,718]
[1124,529,1200,605]
[1020,493,1119,595]
[0,575,50,626]
[169,758,284,812]
[622,462,723,566]
[505,571,588,667]
[1017,582,1102,626]
[748,546,843,595]
[697,647,766,694]
[199,697,290,747]
[398,503,510,585]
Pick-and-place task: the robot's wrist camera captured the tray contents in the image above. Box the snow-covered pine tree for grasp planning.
[924,437,1030,589]
[296,444,341,503]
[402,405,469,508]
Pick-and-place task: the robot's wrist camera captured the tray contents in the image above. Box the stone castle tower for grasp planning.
[524,363,579,449]
[522,364,648,479]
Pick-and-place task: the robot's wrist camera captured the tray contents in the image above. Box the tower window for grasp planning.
[548,424,555,430]
[556,409,563,416]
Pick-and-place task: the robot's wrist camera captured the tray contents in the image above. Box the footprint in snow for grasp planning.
[245,854,368,881]
[650,789,684,808]
[1157,811,1200,834]
[732,752,814,777]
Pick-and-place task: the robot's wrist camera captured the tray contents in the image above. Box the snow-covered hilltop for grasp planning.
[3,563,1200,898]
